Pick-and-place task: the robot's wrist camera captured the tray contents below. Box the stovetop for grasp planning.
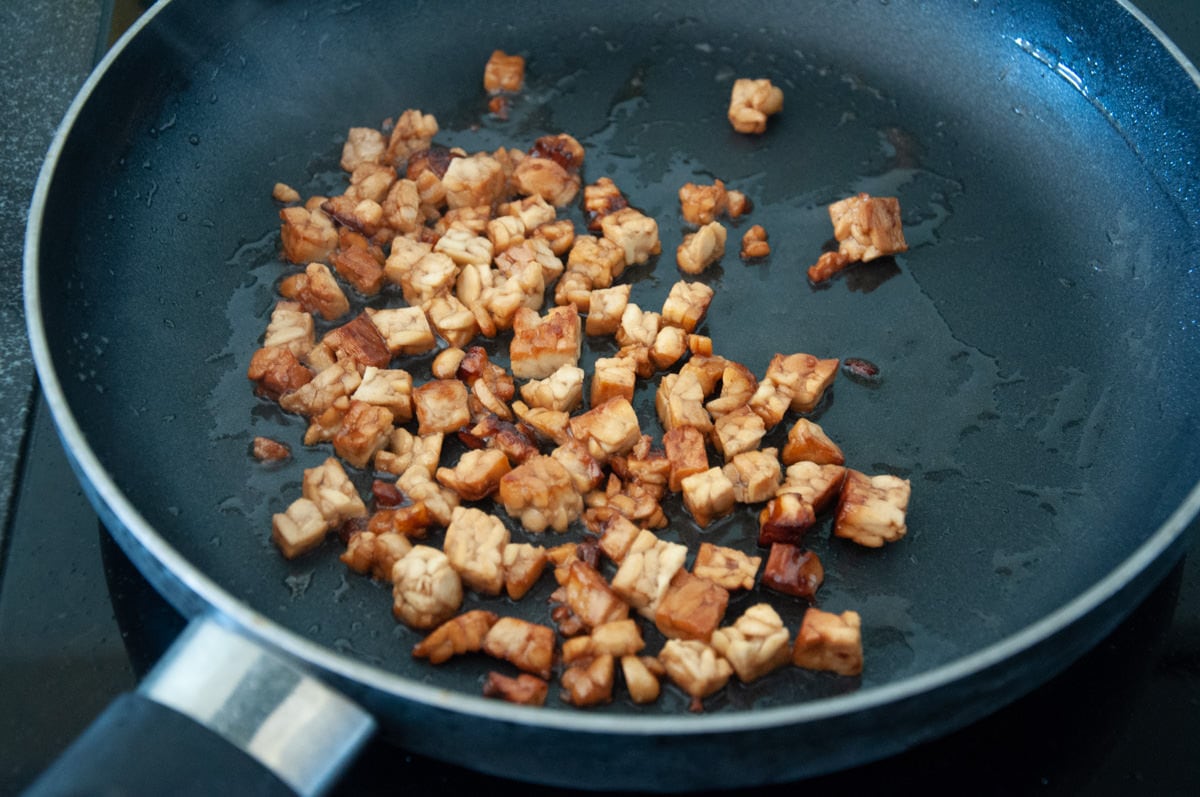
[2,2,1199,795]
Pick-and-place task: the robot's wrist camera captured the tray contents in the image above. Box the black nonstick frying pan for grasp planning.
[24,0,1200,793]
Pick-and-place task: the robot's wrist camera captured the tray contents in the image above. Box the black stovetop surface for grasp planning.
[2,2,1199,794]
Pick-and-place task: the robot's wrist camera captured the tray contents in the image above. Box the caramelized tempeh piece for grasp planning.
[765,352,840,414]
[560,560,630,630]
[502,543,548,600]
[483,672,548,706]
[777,461,847,512]
[482,617,556,679]
[509,305,582,380]
[568,397,642,463]
[762,543,824,600]
[782,418,845,466]
[680,467,736,528]
[620,655,662,704]
[412,379,471,435]
[436,449,511,502]
[561,653,615,707]
[692,542,761,592]
[654,570,730,642]
[792,608,863,676]
[723,448,782,504]
[758,493,817,546]
[498,454,582,533]
[412,609,499,664]
[834,470,911,547]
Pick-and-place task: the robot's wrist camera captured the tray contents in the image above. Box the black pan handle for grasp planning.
[23,617,375,797]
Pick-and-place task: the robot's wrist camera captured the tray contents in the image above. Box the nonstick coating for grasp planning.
[27,0,1200,789]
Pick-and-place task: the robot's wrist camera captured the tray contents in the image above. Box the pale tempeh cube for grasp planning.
[834,470,911,547]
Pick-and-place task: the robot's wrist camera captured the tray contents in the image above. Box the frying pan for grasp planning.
[23,0,1200,793]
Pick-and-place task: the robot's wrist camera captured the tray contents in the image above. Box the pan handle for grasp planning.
[23,616,375,796]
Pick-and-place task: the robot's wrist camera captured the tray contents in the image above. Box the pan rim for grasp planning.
[23,0,1200,738]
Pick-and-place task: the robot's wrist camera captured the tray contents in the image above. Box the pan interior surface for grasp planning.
[29,0,1200,782]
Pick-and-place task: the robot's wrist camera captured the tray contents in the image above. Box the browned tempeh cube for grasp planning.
[792,608,863,676]
[762,543,824,600]
[509,304,582,380]
[482,617,556,680]
[758,493,817,546]
[654,570,730,642]
[412,379,471,435]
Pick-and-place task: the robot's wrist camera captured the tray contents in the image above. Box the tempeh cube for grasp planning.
[263,301,315,359]
[601,207,661,267]
[561,619,645,663]
[332,400,395,469]
[661,280,714,333]
[777,461,847,512]
[412,379,471,435]
[436,449,512,502]
[396,466,460,527]
[782,417,845,466]
[482,617,556,679]
[560,653,615,707]
[351,367,413,422]
[271,497,329,560]
[568,397,642,462]
[411,609,498,664]
[509,304,582,379]
[584,284,631,336]
[834,470,911,547]
[375,428,443,476]
[654,570,730,642]
[829,192,907,263]
[680,467,736,528]
[723,448,782,504]
[710,603,791,683]
[340,530,413,581]
[676,221,727,275]
[663,426,709,493]
[727,78,784,135]
[792,608,863,676]
[621,655,662,704]
[610,529,688,618]
[591,511,642,564]
[366,306,436,355]
[758,493,817,546]
[391,545,463,630]
[692,542,761,592]
[502,543,548,600]
[762,543,824,600]
[659,639,733,711]
[442,506,510,595]
[590,357,637,406]
[498,454,582,533]
[301,457,368,526]
[560,560,630,630]
[518,364,584,412]
[483,672,548,707]
[765,352,839,413]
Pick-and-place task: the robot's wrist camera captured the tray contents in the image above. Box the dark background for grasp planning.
[1,1,1197,794]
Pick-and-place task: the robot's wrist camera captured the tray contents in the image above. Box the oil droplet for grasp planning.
[188,134,200,146]
[285,571,313,599]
